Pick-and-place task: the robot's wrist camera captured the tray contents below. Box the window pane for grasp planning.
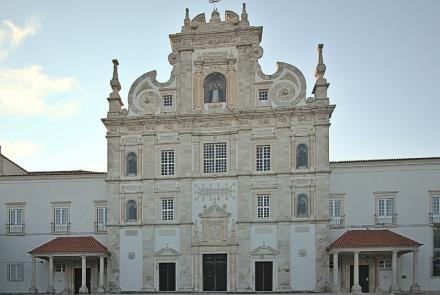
[257,195,270,218]
[204,143,226,173]
[256,145,270,171]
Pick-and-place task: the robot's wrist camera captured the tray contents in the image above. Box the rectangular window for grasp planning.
[203,143,227,173]
[161,150,175,176]
[96,207,107,232]
[53,208,69,232]
[163,95,173,107]
[257,195,270,219]
[258,89,268,101]
[8,208,24,233]
[256,145,271,172]
[379,259,392,269]
[161,198,174,221]
[376,198,395,224]
[7,263,24,282]
[329,199,343,227]
[433,196,440,219]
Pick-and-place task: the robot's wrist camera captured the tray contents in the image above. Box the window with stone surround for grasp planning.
[126,152,137,176]
[431,191,440,224]
[96,207,107,232]
[257,195,270,219]
[379,259,392,269]
[296,144,308,169]
[161,150,175,176]
[296,193,309,217]
[329,199,344,227]
[256,145,271,172]
[53,207,69,233]
[258,89,268,101]
[163,95,173,107]
[376,197,396,225]
[161,198,174,221]
[7,207,24,234]
[126,200,137,222]
[203,143,227,173]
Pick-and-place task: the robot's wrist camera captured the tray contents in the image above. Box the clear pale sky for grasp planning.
[0,0,439,172]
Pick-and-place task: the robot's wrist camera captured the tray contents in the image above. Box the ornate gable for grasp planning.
[154,246,181,257]
[249,244,279,256]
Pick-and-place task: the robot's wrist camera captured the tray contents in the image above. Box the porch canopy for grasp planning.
[327,229,422,293]
[28,236,110,294]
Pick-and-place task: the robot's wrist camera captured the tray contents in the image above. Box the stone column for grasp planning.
[79,256,88,294]
[410,249,421,292]
[390,250,400,292]
[351,252,362,294]
[29,256,38,293]
[97,256,105,293]
[48,256,55,293]
[332,252,339,292]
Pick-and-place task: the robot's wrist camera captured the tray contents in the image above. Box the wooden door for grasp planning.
[203,254,227,291]
[159,263,176,291]
[255,261,273,291]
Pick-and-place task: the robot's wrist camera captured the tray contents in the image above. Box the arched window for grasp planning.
[296,194,309,217]
[204,72,226,103]
[126,200,137,221]
[126,152,137,176]
[296,144,308,169]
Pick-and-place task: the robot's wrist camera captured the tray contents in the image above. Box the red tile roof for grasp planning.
[327,229,422,251]
[29,236,110,255]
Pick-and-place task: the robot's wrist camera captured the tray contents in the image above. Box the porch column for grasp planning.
[48,256,55,293]
[332,252,340,292]
[97,256,105,293]
[351,251,362,294]
[410,249,421,292]
[390,250,400,292]
[79,256,88,294]
[29,256,38,293]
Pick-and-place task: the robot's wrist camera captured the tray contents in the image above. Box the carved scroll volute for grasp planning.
[226,58,237,110]
[194,60,203,111]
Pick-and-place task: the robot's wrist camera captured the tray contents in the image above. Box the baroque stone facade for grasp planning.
[102,4,334,292]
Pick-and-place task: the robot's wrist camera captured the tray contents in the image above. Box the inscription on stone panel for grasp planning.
[157,133,178,143]
[252,128,276,138]
[193,182,237,201]
[159,228,176,236]
[121,184,142,193]
[125,230,138,236]
[155,182,179,192]
[255,226,273,234]
[295,226,310,233]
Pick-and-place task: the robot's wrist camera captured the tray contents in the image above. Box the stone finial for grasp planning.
[210,8,221,22]
[241,3,249,25]
[314,43,326,79]
[110,59,121,94]
[184,8,190,27]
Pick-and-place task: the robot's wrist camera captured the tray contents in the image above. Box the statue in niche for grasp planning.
[204,72,226,103]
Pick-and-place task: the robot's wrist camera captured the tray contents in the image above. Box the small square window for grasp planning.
[258,89,268,101]
[163,95,173,107]
[55,264,65,272]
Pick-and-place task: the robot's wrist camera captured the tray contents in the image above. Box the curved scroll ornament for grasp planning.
[271,78,302,106]
[133,89,160,114]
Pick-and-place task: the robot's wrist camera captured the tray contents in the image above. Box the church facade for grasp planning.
[0,4,439,294]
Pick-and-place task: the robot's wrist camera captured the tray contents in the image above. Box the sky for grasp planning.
[0,0,439,172]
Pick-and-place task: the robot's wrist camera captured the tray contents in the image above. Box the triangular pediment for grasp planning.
[249,244,279,256]
[199,204,230,219]
[154,246,181,257]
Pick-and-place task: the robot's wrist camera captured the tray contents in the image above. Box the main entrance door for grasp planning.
[74,268,91,294]
[159,263,176,291]
[203,254,227,291]
[255,261,273,291]
[350,265,369,293]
